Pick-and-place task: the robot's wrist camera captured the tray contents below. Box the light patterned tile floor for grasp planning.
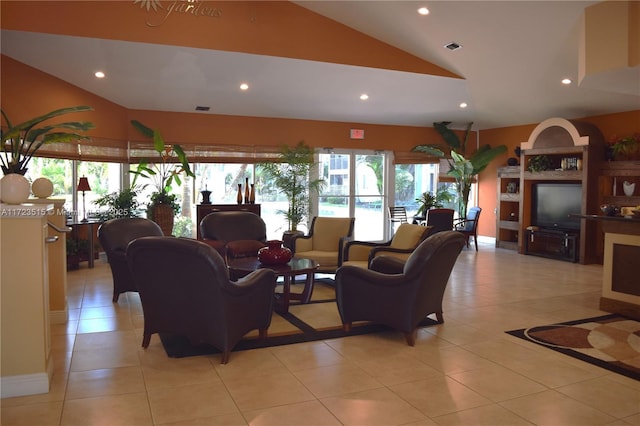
[2,241,639,426]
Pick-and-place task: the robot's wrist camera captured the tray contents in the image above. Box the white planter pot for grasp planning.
[0,173,31,204]
[623,181,636,197]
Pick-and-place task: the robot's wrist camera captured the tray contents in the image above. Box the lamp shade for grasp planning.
[77,177,91,192]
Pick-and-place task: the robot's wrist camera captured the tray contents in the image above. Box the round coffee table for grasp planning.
[227,256,319,313]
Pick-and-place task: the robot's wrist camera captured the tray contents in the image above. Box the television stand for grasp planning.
[524,228,579,262]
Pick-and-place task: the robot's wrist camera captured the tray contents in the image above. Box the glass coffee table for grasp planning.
[227,256,319,313]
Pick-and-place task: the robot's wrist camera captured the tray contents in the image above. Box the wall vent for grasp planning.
[195,106,210,111]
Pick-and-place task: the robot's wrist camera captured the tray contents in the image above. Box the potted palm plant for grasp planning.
[415,187,455,217]
[260,141,325,234]
[1,106,94,203]
[412,121,506,218]
[129,120,194,235]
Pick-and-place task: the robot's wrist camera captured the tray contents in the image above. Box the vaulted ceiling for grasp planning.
[1,1,638,130]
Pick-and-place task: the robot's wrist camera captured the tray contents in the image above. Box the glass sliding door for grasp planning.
[317,150,386,241]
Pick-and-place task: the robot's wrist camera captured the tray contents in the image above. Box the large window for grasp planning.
[318,150,385,241]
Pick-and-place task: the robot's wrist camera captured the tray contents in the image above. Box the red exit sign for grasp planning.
[350,129,365,139]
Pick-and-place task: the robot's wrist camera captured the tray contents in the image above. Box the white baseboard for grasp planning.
[1,370,51,398]
[49,308,68,324]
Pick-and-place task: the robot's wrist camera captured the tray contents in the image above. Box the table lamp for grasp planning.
[76,176,91,222]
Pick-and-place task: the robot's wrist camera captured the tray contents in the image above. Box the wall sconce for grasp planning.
[76,176,91,222]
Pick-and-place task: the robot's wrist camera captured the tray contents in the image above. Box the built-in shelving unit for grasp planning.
[518,118,605,264]
[496,166,521,250]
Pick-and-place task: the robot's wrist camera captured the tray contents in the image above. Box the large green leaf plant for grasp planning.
[412,121,507,218]
[129,120,194,214]
[1,106,94,175]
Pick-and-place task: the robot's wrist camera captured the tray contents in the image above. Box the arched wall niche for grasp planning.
[521,117,605,150]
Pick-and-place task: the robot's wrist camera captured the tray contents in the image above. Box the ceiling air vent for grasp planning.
[444,42,462,51]
[195,106,210,111]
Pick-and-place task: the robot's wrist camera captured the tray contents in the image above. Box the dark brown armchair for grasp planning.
[126,236,276,364]
[199,211,267,261]
[454,206,482,251]
[425,208,455,234]
[97,218,163,302]
[335,231,466,346]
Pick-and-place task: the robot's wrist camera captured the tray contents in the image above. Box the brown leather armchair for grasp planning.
[199,211,267,261]
[126,236,276,364]
[97,218,163,302]
[342,223,433,269]
[335,231,466,346]
[290,216,355,273]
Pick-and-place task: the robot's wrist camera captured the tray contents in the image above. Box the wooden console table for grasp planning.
[196,204,261,239]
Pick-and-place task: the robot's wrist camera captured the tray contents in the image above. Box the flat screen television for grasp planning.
[532,183,582,231]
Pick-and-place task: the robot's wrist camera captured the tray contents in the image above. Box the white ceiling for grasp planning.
[1,1,638,130]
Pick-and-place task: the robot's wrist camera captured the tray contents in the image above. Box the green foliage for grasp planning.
[415,187,455,216]
[172,215,193,238]
[94,187,141,220]
[527,155,551,172]
[1,106,94,174]
[412,121,507,217]
[259,141,325,231]
[129,120,194,208]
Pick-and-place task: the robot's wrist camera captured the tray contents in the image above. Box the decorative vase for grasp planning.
[0,173,31,204]
[31,177,54,198]
[623,181,635,197]
[236,183,242,204]
[258,240,293,265]
[200,189,212,204]
[244,177,250,204]
[249,184,255,204]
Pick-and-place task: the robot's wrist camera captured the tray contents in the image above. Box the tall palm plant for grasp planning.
[413,121,506,218]
[260,141,325,232]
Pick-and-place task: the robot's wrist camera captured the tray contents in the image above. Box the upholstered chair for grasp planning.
[290,216,355,273]
[199,211,268,261]
[97,217,163,302]
[335,231,466,346]
[126,236,276,364]
[425,208,455,234]
[342,223,433,269]
[454,206,482,251]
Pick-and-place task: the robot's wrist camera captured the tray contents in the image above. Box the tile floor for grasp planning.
[2,241,639,425]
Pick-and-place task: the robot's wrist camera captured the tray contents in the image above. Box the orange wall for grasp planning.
[477,110,640,238]
[3,54,639,240]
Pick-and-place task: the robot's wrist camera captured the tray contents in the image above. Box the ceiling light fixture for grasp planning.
[417,7,429,15]
[239,83,249,90]
[561,78,572,85]
[94,71,105,78]
[444,42,462,51]
[360,94,369,100]
[459,102,468,108]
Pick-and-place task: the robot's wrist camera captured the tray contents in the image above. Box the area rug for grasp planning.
[159,281,440,358]
[506,314,640,381]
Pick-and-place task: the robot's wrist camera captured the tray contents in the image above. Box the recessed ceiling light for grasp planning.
[240,83,249,90]
[459,102,468,108]
[444,42,462,51]
[417,7,429,15]
[360,94,369,101]
[561,78,572,85]
[94,71,105,79]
